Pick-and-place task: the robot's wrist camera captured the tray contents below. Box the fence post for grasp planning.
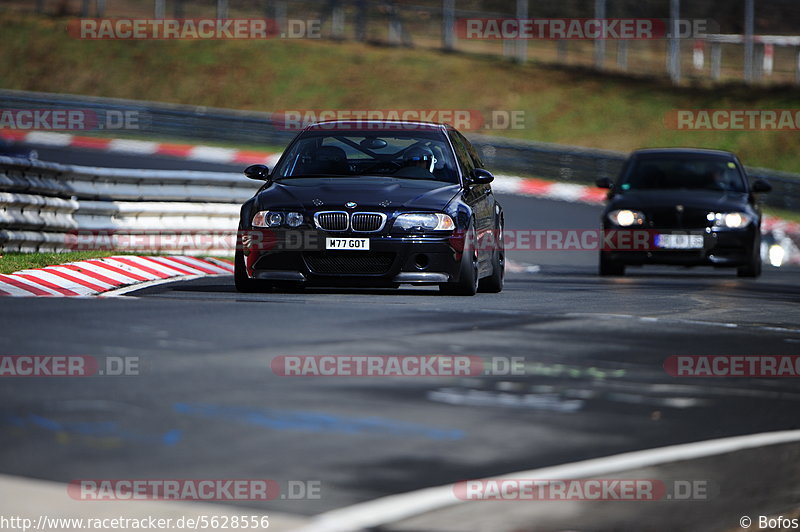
[668,0,681,84]
[275,1,288,37]
[154,0,165,19]
[331,1,345,40]
[515,0,527,63]
[388,1,402,45]
[81,0,90,16]
[711,42,722,80]
[96,0,105,16]
[594,0,605,69]
[557,40,568,63]
[217,0,228,20]
[442,0,455,51]
[744,0,755,83]
[617,40,628,70]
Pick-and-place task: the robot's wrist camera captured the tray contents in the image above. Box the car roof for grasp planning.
[630,147,738,159]
[304,120,450,132]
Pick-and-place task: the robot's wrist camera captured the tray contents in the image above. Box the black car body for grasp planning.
[596,148,771,278]
[235,120,504,295]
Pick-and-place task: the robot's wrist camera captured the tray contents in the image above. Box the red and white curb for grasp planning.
[0,130,281,166]
[0,256,234,297]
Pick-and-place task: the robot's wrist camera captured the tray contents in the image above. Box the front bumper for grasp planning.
[244,231,463,286]
[602,226,758,267]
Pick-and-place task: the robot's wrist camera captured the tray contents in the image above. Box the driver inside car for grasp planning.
[393,146,438,180]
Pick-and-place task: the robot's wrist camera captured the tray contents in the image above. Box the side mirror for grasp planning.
[751,179,772,193]
[244,164,271,181]
[595,177,614,189]
[469,168,494,185]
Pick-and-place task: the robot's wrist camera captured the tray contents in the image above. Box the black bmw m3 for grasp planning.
[235,120,504,295]
[596,148,771,278]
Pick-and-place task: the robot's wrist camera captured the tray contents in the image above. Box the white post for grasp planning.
[594,0,606,69]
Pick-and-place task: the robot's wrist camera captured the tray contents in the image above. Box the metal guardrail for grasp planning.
[2,89,800,211]
[0,155,255,253]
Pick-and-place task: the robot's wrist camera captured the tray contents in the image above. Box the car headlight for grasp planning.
[285,212,304,228]
[393,213,455,232]
[707,212,751,229]
[252,210,284,228]
[608,209,645,227]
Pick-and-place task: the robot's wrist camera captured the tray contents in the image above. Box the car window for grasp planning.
[456,131,484,169]
[621,156,747,193]
[273,131,460,183]
[448,131,475,177]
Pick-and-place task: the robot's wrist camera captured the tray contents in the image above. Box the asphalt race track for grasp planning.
[1,146,799,527]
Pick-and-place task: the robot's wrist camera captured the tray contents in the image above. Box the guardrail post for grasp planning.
[617,40,628,70]
[154,0,165,19]
[275,1,288,37]
[387,1,402,45]
[355,0,367,41]
[667,0,681,84]
[216,0,228,20]
[81,0,90,16]
[174,0,183,18]
[331,2,345,40]
[711,42,722,80]
[35,0,44,13]
[557,40,568,63]
[744,0,755,82]
[442,0,455,51]
[96,0,105,16]
[515,0,528,63]
[594,0,606,69]
[796,48,800,85]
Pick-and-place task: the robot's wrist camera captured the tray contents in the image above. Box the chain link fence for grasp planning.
[6,0,800,84]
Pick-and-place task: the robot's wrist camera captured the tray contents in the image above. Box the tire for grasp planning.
[234,248,271,293]
[737,235,762,278]
[478,221,504,293]
[440,224,479,296]
[599,252,625,276]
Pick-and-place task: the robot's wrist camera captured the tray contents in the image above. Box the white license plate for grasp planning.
[655,234,704,249]
[326,237,370,250]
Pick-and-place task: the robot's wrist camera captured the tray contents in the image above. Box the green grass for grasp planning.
[0,252,130,274]
[2,11,800,173]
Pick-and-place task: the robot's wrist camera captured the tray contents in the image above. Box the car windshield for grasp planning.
[621,156,747,192]
[272,130,460,183]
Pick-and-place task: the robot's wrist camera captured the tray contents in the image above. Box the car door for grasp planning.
[449,130,493,271]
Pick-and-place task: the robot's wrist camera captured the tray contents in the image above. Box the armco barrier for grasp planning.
[2,89,800,211]
[0,156,256,253]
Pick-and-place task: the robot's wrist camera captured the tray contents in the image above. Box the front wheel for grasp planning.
[234,248,271,293]
[440,225,479,296]
[737,236,762,278]
[478,223,504,293]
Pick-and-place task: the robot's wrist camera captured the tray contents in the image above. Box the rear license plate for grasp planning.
[655,234,704,249]
[326,238,370,250]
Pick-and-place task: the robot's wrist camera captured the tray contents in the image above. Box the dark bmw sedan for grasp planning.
[235,120,504,295]
[596,148,771,278]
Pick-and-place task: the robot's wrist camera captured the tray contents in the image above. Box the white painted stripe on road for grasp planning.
[294,429,800,532]
[171,256,233,274]
[0,280,44,297]
[96,258,162,280]
[23,131,73,146]
[188,146,238,162]
[119,256,192,276]
[107,139,159,154]
[44,266,117,290]
[63,261,138,284]
[11,270,96,296]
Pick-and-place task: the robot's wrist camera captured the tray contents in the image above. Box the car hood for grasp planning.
[254,176,461,211]
[608,189,750,212]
